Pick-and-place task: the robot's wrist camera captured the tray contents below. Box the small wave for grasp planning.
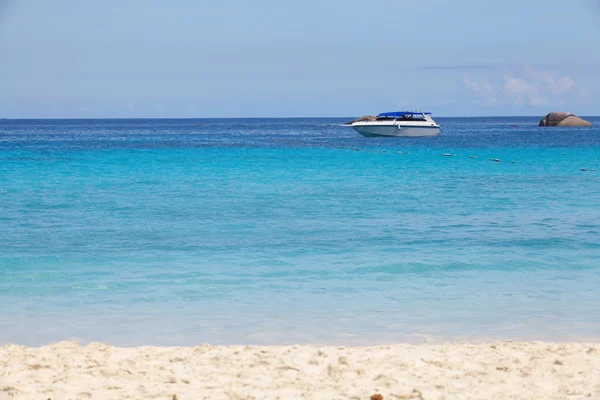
[72,283,109,291]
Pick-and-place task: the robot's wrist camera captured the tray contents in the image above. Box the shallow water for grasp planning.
[1,117,599,345]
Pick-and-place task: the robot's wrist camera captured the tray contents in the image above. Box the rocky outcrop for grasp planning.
[345,115,376,125]
[539,112,592,127]
[556,115,593,127]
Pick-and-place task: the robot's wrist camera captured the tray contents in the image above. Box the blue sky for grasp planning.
[0,0,599,118]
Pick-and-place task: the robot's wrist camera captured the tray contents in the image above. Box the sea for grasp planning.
[1,117,599,346]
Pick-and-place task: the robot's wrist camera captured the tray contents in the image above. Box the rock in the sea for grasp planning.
[539,112,592,127]
[345,115,376,125]
[538,112,572,126]
[556,115,592,127]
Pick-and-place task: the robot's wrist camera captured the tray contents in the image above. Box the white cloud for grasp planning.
[461,75,498,103]
[463,65,582,107]
[503,71,549,106]
[522,64,574,94]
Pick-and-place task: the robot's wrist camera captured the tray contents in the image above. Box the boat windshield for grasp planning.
[375,114,426,121]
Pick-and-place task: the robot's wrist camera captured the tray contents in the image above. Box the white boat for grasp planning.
[351,111,440,137]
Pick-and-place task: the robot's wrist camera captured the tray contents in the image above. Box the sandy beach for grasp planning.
[1,341,598,400]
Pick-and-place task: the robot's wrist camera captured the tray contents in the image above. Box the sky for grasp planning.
[0,0,599,118]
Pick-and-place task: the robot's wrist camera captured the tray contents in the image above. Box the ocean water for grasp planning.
[1,117,599,346]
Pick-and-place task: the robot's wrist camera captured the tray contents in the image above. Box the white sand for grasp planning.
[1,341,599,399]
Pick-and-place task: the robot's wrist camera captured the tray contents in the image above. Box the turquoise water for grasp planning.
[1,117,599,346]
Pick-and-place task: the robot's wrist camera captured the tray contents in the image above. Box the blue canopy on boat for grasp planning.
[377,111,432,117]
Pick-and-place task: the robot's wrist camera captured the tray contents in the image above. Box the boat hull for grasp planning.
[352,124,439,137]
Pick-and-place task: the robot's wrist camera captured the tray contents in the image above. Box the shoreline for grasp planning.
[2,340,599,399]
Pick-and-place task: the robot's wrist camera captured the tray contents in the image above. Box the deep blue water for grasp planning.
[1,117,599,346]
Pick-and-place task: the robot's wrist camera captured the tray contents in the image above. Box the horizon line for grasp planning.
[2,115,598,120]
